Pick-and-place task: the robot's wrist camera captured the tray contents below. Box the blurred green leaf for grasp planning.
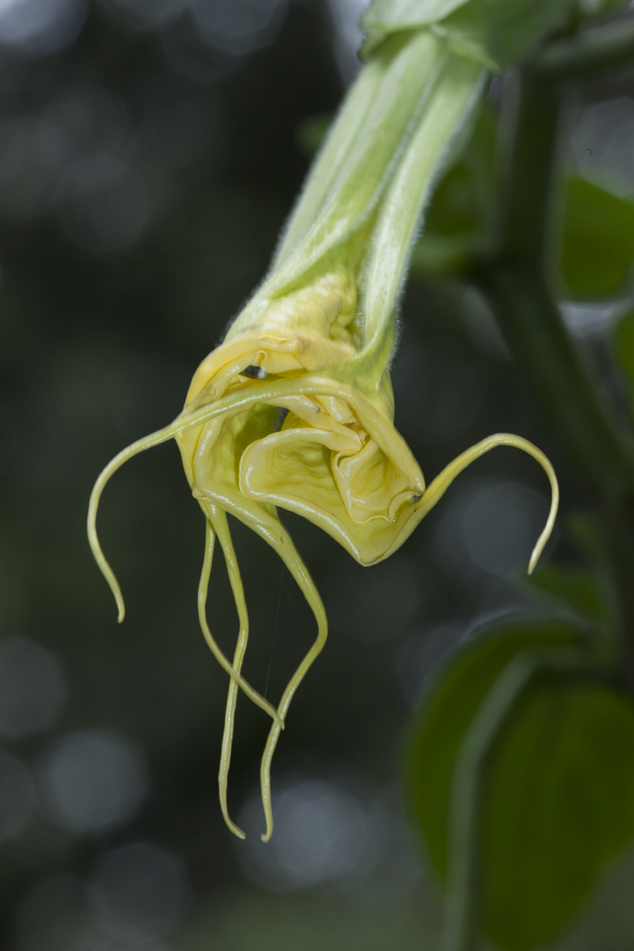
[407,620,582,878]
[416,169,634,289]
[410,233,477,275]
[412,101,496,276]
[484,677,634,950]
[565,511,606,563]
[560,178,634,298]
[407,621,634,950]
[295,112,333,157]
[612,308,634,421]
[525,562,606,622]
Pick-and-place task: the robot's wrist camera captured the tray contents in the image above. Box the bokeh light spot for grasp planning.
[37,729,149,834]
[237,776,379,892]
[462,481,549,578]
[326,0,366,80]
[190,0,288,56]
[90,842,191,943]
[103,0,188,31]
[0,0,85,54]
[572,96,634,197]
[0,749,36,839]
[0,635,68,738]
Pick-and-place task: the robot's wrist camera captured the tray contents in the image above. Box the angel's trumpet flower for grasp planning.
[89,13,560,843]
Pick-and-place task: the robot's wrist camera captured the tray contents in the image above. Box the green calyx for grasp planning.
[362,0,577,69]
[228,28,485,415]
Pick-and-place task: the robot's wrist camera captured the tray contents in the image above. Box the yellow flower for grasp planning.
[88,20,559,843]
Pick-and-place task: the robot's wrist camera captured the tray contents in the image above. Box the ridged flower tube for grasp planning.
[89,20,559,843]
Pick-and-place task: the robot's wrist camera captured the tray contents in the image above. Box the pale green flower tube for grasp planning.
[89,1,565,842]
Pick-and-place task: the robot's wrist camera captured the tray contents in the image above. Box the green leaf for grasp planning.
[407,621,634,950]
[524,562,606,622]
[407,621,581,879]
[427,101,496,236]
[612,308,634,422]
[564,511,606,563]
[415,131,634,290]
[295,112,333,157]
[410,233,477,275]
[560,178,634,298]
[412,100,495,276]
[483,677,634,950]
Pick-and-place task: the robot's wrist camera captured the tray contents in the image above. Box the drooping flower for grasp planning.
[89,8,561,842]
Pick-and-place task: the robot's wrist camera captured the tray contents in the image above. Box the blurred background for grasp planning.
[1,1,634,949]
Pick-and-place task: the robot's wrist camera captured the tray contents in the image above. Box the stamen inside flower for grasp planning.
[241,366,268,380]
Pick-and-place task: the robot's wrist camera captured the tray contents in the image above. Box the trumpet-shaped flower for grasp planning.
[89,13,560,842]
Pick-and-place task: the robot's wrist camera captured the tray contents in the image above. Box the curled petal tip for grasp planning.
[221,791,246,838]
[527,515,554,575]
[527,534,546,576]
[224,816,246,839]
[110,584,125,622]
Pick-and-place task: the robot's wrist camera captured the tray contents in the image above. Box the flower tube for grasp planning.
[89,10,561,842]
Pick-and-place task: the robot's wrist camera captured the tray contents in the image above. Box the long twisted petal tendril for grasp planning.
[251,521,328,843]
[196,509,281,724]
[88,382,558,842]
[87,396,284,725]
[413,433,558,574]
[206,507,252,838]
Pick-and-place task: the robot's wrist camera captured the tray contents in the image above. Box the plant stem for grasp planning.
[476,71,634,680]
[482,267,634,493]
[480,71,634,494]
